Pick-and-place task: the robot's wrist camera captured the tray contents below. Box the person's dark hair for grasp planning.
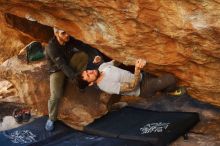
[76,72,89,89]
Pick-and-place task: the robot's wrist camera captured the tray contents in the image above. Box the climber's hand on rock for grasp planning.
[135,59,146,69]
[93,56,102,64]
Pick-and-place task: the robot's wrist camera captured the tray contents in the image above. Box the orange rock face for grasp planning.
[0,13,32,63]
[0,1,220,106]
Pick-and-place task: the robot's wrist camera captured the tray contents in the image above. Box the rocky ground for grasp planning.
[0,79,36,131]
[0,79,18,102]
[0,102,32,131]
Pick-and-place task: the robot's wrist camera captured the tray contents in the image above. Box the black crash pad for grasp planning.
[0,116,73,146]
[47,132,152,146]
[85,107,200,146]
[0,116,151,146]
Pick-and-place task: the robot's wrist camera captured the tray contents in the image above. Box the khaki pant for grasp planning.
[48,52,88,121]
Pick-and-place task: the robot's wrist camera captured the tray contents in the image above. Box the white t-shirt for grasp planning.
[97,61,141,96]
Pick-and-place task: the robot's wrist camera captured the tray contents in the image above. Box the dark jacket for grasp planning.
[46,36,99,79]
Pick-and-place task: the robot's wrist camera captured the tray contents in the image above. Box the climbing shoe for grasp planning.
[45,119,55,131]
[168,86,187,96]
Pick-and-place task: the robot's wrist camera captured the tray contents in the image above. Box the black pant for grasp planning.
[139,72,177,98]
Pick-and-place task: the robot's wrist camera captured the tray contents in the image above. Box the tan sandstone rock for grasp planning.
[0,56,108,129]
[0,12,32,63]
[0,0,220,106]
